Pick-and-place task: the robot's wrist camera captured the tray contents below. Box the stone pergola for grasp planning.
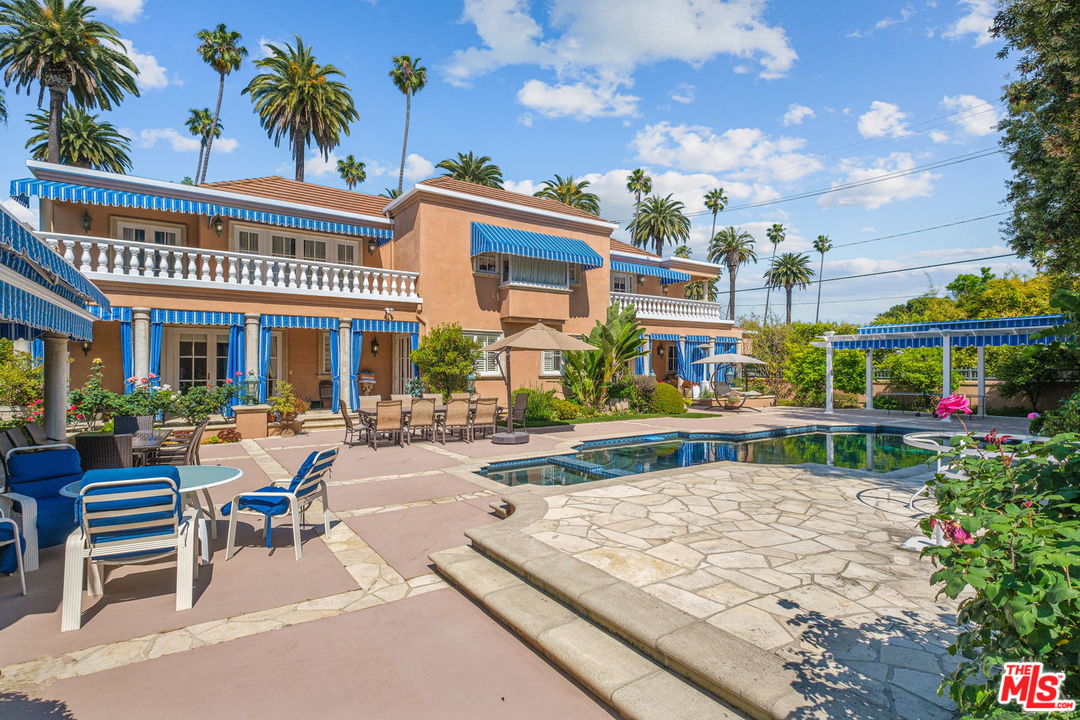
[813,315,1068,417]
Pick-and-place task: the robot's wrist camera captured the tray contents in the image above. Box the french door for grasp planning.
[392,334,415,394]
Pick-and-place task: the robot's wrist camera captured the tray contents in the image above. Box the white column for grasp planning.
[823,332,835,414]
[865,351,874,411]
[977,345,986,418]
[244,313,260,383]
[132,307,151,380]
[339,318,352,409]
[646,339,654,377]
[43,333,68,441]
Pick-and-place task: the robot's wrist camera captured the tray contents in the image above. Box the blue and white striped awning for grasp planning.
[0,279,93,340]
[0,204,108,308]
[650,333,680,341]
[152,310,244,326]
[262,315,338,330]
[89,305,131,322]
[858,314,1066,334]
[610,261,690,285]
[11,178,394,243]
[470,223,604,269]
[352,319,420,333]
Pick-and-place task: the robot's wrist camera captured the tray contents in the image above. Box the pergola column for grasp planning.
[338,318,352,409]
[864,351,874,411]
[42,333,69,441]
[131,307,151,380]
[976,345,986,418]
[823,331,835,414]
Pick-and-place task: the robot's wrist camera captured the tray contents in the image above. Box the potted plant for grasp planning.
[111,374,162,434]
[266,381,309,437]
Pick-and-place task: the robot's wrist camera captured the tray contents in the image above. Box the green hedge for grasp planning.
[650,382,685,414]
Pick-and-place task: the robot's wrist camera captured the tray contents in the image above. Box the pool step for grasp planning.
[488,501,510,518]
[431,545,749,720]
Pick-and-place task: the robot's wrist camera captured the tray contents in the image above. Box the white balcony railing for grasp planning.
[611,291,731,325]
[43,232,422,303]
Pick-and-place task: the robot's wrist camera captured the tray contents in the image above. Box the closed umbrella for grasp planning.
[484,323,596,443]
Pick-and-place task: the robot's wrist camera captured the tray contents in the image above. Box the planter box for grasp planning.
[267,420,304,437]
[234,404,270,439]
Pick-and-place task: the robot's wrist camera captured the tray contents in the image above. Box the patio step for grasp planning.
[488,501,510,518]
[431,545,749,720]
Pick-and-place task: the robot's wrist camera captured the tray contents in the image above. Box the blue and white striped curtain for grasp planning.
[410,332,419,379]
[687,337,708,383]
[223,324,245,416]
[120,319,134,392]
[329,326,340,410]
[675,337,690,381]
[349,329,364,409]
[30,338,43,363]
[258,322,272,402]
[148,320,163,383]
[634,336,647,376]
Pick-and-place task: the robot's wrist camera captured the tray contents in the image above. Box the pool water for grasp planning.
[480,429,935,487]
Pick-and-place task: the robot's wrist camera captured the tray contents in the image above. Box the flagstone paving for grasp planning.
[522,462,958,719]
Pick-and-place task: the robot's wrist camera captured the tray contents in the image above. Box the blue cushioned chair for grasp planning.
[0,508,26,595]
[62,465,199,632]
[223,448,337,561]
[1,444,83,572]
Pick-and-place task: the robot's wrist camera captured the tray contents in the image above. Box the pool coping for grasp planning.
[463,460,913,720]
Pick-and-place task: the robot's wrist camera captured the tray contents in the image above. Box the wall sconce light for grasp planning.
[367,237,377,254]
[662,285,669,295]
[213,217,224,236]
[80,341,93,356]
[657,344,666,357]
[370,337,380,356]
[638,275,647,285]
[81,211,92,233]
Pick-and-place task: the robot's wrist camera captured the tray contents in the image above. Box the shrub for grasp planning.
[627,375,657,413]
[216,427,242,443]
[783,344,863,406]
[176,383,243,424]
[1031,390,1080,435]
[515,387,558,421]
[651,382,685,414]
[0,338,42,416]
[266,381,308,422]
[997,343,1078,412]
[552,398,581,420]
[563,304,647,408]
[834,391,862,409]
[411,324,481,400]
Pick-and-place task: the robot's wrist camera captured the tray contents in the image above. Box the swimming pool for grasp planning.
[479,426,936,487]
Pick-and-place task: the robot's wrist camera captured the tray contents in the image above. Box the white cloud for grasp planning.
[929,130,950,143]
[940,93,1000,136]
[117,40,168,90]
[93,0,144,22]
[517,78,639,119]
[670,82,695,104]
[402,153,436,182]
[818,152,938,210]
[848,4,916,37]
[942,0,995,47]
[856,101,911,138]
[304,152,339,178]
[257,38,284,58]
[631,121,821,183]
[781,103,815,126]
[136,128,238,154]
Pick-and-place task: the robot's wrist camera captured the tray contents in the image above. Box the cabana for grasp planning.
[0,204,105,439]
[812,315,1068,417]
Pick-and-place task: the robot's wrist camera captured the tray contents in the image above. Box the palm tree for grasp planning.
[762,223,785,323]
[763,252,814,324]
[195,23,246,184]
[708,226,757,320]
[0,88,6,123]
[673,244,691,258]
[336,154,366,190]
[533,174,601,215]
[25,107,130,172]
[244,36,358,182]
[673,244,716,300]
[0,0,139,165]
[703,187,728,243]
[185,108,220,182]
[436,151,503,188]
[627,195,690,257]
[812,234,832,323]
[380,187,401,199]
[626,168,652,242]
[389,55,426,194]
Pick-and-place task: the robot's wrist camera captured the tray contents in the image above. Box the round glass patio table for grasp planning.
[61,465,243,562]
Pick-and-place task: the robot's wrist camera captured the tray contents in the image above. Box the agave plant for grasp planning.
[562,304,647,408]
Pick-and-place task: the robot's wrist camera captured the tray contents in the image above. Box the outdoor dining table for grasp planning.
[131,430,171,462]
[61,465,243,563]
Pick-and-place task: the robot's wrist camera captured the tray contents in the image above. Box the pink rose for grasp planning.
[148,372,157,379]
[1027,412,1040,420]
[225,379,233,384]
[936,393,972,418]
[932,519,975,545]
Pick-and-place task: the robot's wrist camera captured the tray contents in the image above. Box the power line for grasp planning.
[729,252,1019,294]
[832,211,1008,249]
[735,292,932,309]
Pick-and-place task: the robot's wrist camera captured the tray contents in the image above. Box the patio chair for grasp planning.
[0,507,26,595]
[407,398,436,442]
[1,444,82,571]
[223,448,337,561]
[156,420,208,467]
[62,466,199,632]
[471,398,499,441]
[4,427,30,449]
[358,396,380,414]
[504,392,528,431]
[421,393,440,403]
[390,394,413,405]
[74,433,134,470]
[339,400,366,446]
[23,422,49,446]
[0,431,15,476]
[369,401,406,449]
[450,392,472,401]
[437,398,472,444]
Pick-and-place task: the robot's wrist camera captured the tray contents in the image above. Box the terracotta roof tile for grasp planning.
[200,176,391,218]
[609,238,659,257]
[417,176,610,223]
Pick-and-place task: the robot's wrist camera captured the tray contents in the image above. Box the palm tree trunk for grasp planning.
[710,212,717,243]
[200,73,226,184]
[815,253,825,323]
[47,86,66,165]
[195,140,206,182]
[631,190,641,244]
[398,91,411,193]
[763,244,778,323]
[727,267,737,320]
[786,286,793,324]
[294,132,307,182]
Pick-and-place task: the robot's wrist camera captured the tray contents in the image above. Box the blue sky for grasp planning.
[0,0,1033,323]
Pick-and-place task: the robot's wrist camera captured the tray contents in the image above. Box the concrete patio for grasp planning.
[0,407,1029,718]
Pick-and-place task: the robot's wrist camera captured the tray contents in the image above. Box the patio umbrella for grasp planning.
[484,323,596,442]
[692,352,767,392]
